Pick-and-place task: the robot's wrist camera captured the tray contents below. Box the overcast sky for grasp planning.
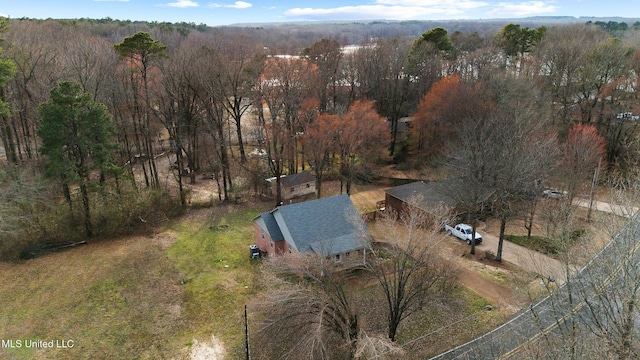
[2,0,639,26]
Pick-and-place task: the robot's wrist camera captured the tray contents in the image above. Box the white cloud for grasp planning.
[487,1,558,16]
[209,1,252,9]
[229,1,252,9]
[167,0,199,8]
[284,0,564,21]
[375,0,484,8]
[285,0,490,21]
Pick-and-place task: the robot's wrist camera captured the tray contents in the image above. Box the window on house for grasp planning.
[290,187,295,193]
[306,183,310,188]
[270,240,273,248]
[334,254,342,263]
[288,248,292,254]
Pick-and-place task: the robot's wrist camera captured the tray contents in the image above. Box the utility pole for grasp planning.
[587,158,601,221]
[244,304,250,360]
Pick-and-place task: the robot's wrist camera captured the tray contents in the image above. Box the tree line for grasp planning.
[0,17,638,259]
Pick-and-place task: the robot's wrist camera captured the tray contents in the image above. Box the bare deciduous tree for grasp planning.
[365,196,458,341]
[535,24,606,126]
[252,253,360,359]
[305,38,343,113]
[521,184,640,360]
[0,164,54,259]
[154,37,203,206]
[445,109,498,256]
[254,56,318,205]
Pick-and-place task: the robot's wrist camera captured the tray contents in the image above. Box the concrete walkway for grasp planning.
[573,198,639,218]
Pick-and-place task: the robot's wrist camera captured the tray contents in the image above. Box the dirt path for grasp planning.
[352,184,528,311]
[435,233,526,313]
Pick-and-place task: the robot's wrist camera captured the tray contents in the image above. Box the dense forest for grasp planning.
[1,15,640,263]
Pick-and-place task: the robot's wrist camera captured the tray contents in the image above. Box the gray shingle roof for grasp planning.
[269,194,369,256]
[255,211,284,241]
[384,181,456,211]
[280,170,315,188]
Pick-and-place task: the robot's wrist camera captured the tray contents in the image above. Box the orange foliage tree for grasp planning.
[303,112,339,199]
[411,75,487,161]
[561,123,607,199]
[336,100,390,195]
[303,100,390,197]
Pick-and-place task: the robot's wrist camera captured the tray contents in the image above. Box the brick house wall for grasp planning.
[254,222,272,255]
[254,222,294,256]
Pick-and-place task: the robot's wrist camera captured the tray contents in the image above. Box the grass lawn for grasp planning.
[504,229,585,256]
[0,201,270,360]
[167,203,269,358]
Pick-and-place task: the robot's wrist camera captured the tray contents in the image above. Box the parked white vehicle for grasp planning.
[444,223,483,245]
[542,189,567,199]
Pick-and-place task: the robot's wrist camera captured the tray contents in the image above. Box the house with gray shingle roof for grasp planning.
[253,195,370,262]
[265,170,316,200]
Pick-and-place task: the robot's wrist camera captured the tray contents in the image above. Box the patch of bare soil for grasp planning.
[189,335,226,360]
[153,231,178,250]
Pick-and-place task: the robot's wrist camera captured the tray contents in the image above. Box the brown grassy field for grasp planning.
[0,236,186,359]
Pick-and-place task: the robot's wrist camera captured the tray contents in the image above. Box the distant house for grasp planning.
[253,195,370,263]
[384,181,457,225]
[395,116,413,144]
[265,170,316,201]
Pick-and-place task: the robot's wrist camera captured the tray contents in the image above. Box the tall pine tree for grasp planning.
[38,81,117,237]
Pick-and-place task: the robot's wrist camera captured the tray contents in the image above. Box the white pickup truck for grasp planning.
[444,223,483,245]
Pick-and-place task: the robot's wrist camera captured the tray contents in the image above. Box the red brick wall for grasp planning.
[254,223,273,256]
[274,240,287,255]
[254,222,294,256]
